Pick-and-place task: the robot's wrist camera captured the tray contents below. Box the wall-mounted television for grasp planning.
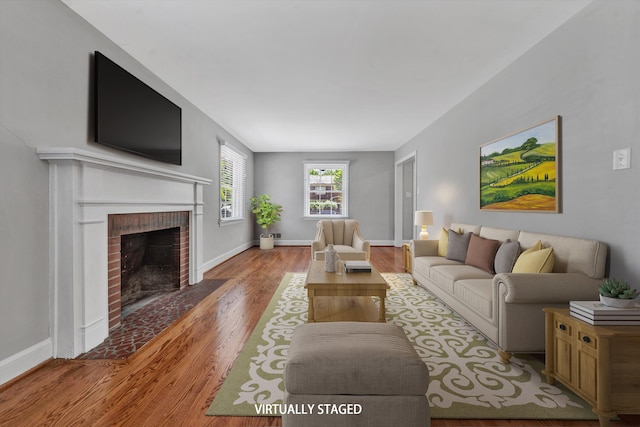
[94,51,182,165]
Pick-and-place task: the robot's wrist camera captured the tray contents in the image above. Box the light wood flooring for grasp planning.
[1,246,638,426]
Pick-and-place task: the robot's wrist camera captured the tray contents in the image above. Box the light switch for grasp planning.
[613,148,631,170]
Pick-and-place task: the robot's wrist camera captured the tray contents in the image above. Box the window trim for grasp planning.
[303,160,349,219]
[219,139,247,224]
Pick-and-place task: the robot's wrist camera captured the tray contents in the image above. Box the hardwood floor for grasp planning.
[0,246,638,427]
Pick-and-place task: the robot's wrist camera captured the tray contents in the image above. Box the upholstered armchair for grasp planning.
[312,219,370,261]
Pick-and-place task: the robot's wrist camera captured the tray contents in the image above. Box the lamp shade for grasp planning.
[414,210,434,226]
[414,210,433,240]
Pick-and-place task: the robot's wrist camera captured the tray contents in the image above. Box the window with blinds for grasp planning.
[304,161,349,218]
[220,141,247,222]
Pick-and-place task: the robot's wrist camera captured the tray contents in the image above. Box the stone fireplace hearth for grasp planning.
[38,148,211,358]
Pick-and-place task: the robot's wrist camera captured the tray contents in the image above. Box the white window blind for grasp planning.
[220,141,247,222]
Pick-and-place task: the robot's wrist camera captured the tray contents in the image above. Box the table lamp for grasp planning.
[414,210,434,240]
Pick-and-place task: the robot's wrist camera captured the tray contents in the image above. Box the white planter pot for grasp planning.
[259,234,274,250]
[599,294,637,308]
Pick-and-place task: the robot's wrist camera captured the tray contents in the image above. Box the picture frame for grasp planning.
[480,116,561,212]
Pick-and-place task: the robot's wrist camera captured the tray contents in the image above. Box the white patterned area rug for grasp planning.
[207,272,596,420]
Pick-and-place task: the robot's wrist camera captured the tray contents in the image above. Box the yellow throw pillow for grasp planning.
[512,244,554,273]
[437,228,449,257]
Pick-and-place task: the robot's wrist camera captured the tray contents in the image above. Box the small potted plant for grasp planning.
[598,278,639,308]
[249,194,283,250]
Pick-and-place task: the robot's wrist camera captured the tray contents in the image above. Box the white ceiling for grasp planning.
[61,0,591,152]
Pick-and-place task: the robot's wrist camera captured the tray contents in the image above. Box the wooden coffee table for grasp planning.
[304,260,390,323]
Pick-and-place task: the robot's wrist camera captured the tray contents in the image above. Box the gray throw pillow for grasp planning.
[446,230,472,262]
[494,239,521,273]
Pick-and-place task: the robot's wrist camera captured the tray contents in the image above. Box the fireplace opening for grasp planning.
[120,227,180,314]
[108,211,189,330]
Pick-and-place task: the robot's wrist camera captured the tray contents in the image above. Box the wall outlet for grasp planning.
[613,148,631,170]
[274,233,281,239]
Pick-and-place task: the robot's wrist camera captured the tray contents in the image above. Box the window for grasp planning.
[220,141,247,222]
[304,161,349,218]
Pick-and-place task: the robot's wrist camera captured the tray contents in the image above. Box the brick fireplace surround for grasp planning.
[108,211,190,330]
[37,148,211,359]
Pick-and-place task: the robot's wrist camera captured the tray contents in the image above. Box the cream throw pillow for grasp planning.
[512,240,554,273]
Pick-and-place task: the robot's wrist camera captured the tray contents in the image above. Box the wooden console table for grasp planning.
[543,308,640,427]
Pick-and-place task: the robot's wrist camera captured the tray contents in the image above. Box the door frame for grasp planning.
[394,151,417,247]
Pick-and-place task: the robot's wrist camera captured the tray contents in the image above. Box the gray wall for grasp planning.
[0,0,253,364]
[2,0,639,383]
[396,0,640,286]
[253,152,395,244]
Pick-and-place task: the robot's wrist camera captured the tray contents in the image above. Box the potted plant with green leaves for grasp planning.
[249,194,283,250]
[598,278,639,308]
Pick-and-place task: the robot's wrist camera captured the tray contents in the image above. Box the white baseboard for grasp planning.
[81,316,109,353]
[269,240,395,246]
[270,239,312,246]
[200,239,396,277]
[369,240,395,246]
[197,242,254,280]
[0,338,52,386]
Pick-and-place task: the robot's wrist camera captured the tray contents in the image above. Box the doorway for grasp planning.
[394,153,416,246]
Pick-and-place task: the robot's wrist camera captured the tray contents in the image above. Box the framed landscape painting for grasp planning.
[480,116,561,212]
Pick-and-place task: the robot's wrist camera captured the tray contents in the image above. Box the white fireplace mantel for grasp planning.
[37,148,212,358]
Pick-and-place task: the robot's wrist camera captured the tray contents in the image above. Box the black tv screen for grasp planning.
[94,51,182,165]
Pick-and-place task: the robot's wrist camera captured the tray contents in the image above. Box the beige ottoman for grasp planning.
[283,322,430,427]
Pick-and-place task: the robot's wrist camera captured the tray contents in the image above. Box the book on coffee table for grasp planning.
[344,260,372,273]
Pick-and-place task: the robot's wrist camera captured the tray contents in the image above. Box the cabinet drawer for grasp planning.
[577,330,598,352]
[554,318,574,338]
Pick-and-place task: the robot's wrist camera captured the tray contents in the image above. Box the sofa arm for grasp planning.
[351,232,371,259]
[410,240,439,257]
[494,273,604,304]
[352,230,365,250]
[312,240,325,254]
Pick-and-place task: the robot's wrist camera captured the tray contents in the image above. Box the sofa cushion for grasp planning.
[451,223,481,235]
[512,245,554,273]
[518,231,607,278]
[520,239,542,253]
[413,256,461,280]
[494,239,521,274]
[479,226,520,242]
[465,234,500,274]
[446,230,472,262]
[454,279,494,319]
[430,265,493,293]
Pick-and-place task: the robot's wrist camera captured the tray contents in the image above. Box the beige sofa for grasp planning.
[410,223,608,363]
